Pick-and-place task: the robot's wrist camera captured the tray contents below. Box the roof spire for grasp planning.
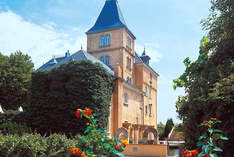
[86,0,135,39]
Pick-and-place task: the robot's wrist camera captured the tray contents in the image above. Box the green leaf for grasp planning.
[210,153,218,157]
[198,152,205,157]
[199,134,207,140]
[220,136,229,140]
[208,128,214,133]
[213,147,223,152]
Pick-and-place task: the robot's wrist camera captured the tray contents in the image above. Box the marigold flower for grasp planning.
[121,139,129,146]
[191,150,198,156]
[81,152,86,157]
[210,118,216,121]
[185,153,193,157]
[76,109,81,119]
[84,108,93,116]
[115,145,121,150]
[72,148,80,156]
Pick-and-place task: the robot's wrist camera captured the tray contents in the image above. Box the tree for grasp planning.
[163,118,174,138]
[25,60,115,136]
[157,122,165,140]
[173,0,233,155]
[0,51,34,110]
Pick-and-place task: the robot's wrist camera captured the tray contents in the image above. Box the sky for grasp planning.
[0,0,211,124]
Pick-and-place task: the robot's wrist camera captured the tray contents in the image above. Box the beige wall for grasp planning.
[123,144,167,157]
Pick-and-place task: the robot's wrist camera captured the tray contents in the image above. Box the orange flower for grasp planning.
[81,152,86,157]
[210,118,216,121]
[84,108,93,116]
[191,150,198,156]
[121,139,129,146]
[76,109,81,119]
[185,153,193,157]
[115,145,121,150]
[72,148,80,156]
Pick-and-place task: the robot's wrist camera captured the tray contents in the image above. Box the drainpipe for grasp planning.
[142,95,144,125]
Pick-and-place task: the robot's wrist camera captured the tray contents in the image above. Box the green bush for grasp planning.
[0,122,31,135]
[0,133,78,157]
[25,60,115,136]
[0,110,21,126]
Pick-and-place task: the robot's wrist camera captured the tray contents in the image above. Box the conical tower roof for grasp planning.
[86,0,135,39]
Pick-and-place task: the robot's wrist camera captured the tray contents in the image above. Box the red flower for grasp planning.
[115,145,121,150]
[203,155,209,157]
[72,148,80,156]
[191,150,198,156]
[76,109,81,119]
[210,118,216,121]
[184,149,189,155]
[185,153,193,157]
[207,123,211,127]
[203,120,208,123]
[68,145,75,154]
[84,108,93,116]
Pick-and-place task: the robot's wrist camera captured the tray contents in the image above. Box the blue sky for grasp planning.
[0,0,211,124]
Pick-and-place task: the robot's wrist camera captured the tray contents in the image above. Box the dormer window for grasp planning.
[105,34,110,46]
[100,35,105,47]
[127,36,131,48]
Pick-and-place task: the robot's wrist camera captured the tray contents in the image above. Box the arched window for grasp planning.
[105,34,110,46]
[100,56,105,63]
[105,55,110,65]
[100,35,105,47]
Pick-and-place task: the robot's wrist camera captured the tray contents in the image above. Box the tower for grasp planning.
[86,0,135,81]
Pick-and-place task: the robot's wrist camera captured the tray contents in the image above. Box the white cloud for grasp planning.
[0,10,86,68]
[135,43,163,63]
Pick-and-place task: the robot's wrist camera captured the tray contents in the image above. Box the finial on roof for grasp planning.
[81,44,83,50]
[142,47,146,56]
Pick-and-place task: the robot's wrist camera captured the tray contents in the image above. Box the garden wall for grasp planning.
[123,144,167,157]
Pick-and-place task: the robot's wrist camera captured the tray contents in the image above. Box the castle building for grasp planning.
[39,0,159,144]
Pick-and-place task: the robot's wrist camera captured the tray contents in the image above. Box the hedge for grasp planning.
[25,60,115,136]
[0,133,80,157]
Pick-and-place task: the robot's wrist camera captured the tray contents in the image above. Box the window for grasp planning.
[124,93,128,104]
[136,117,139,124]
[100,56,105,63]
[149,85,152,99]
[100,35,105,47]
[149,104,152,116]
[145,86,148,96]
[127,36,131,48]
[150,73,152,83]
[105,55,110,65]
[127,57,131,71]
[105,34,110,46]
[145,105,148,115]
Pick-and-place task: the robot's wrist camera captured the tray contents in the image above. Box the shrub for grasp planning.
[0,121,31,135]
[0,110,21,125]
[0,133,78,157]
[26,60,115,136]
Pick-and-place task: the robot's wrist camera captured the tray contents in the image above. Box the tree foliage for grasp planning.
[0,51,34,110]
[173,0,233,155]
[25,60,115,136]
[163,118,174,138]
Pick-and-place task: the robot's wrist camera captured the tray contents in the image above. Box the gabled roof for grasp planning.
[86,0,135,39]
[38,50,115,75]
